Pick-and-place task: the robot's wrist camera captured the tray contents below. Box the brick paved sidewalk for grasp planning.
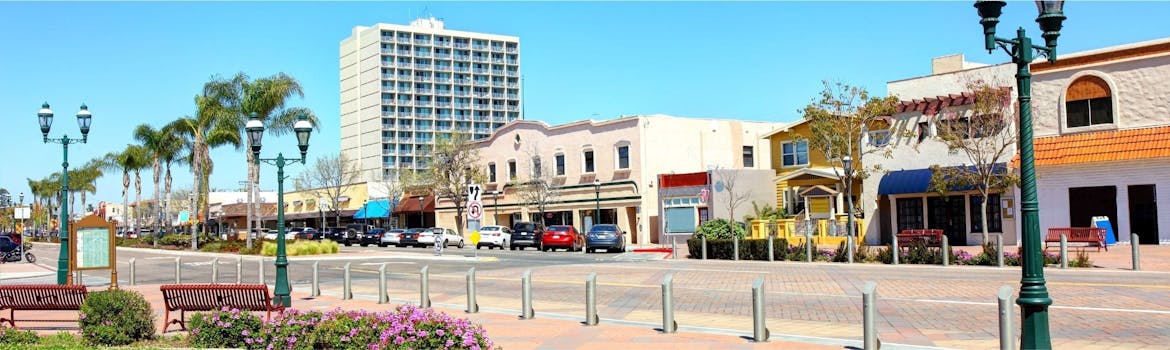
[7,284,842,349]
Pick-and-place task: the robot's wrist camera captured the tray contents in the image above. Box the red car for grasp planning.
[541,225,582,252]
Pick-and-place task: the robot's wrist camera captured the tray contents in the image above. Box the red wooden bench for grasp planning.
[1045,227,1107,252]
[896,229,944,249]
[0,284,88,328]
[160,284,285,333]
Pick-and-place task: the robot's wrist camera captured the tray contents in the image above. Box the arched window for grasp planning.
[1065,76,1113,128]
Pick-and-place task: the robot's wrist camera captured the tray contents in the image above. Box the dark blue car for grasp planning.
[585,224,625,253]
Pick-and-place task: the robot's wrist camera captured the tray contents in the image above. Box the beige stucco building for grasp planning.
[433,114,784,246]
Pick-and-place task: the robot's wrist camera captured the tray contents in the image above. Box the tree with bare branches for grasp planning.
[295,153,361,227]
[422,134,485,236]
[713,167,752,235]
[928,79,1019,243]
[514,145,561,227]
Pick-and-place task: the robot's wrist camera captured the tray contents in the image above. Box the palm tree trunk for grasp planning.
[245,151,254,248]
[123,170,131,233]
[153,159,161,235]
[134,170,142,234]
[165,164,173,235]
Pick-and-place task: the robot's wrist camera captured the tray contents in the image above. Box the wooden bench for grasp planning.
[160,284,285,333]
[896,229,944,249]
[1045,227,1107,252]
[0,284,88,328]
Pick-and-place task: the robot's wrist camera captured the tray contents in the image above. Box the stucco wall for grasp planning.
[1031,55,1170,136]
[706,169,775,222]
[1037,160,1170,243]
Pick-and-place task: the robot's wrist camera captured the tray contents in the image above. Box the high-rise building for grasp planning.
[341,18,521,183]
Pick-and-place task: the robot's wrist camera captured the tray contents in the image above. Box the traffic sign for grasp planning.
[470,230,481,245]
[467,184,482,202]
[468,201,483,220]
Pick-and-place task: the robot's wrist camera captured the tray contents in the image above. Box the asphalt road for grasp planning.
[29,241,644,287]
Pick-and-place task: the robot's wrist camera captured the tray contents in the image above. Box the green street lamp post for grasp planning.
[38,102,92,285]
[593,179,601,229]
[975,1,1065,348]
[247,112,313,308]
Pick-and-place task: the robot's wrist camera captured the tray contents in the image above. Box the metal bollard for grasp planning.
[258,259,265,284]
[1059,234,1068,269]
[585,272,598,326]
[996,233,1004,268]
[862,281,879,350]
[311,261,320,297]
[420,265,431,308]
[942,235,950,267]
[1132,233,1141,271]
[378,263,388,304]
[466,267,479,313]
[129,258,136,286]
[671,237,677,260]
[847,235,855,264]
[805,232,813,263]
[997,285,1014,350]
[752,277,769,342]
[661,273,677,333]
[236,257,243,284]
[75,270,83,285]
[892,237,900,265]
[520,268,534,319]
[343,262,352,300]
[212,258,220,283]
[767,235,775,262]
[175,257,182,284]
[733,235,740,261]
[700,235,707,260]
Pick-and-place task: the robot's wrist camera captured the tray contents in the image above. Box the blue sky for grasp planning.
[1,1,1167,206]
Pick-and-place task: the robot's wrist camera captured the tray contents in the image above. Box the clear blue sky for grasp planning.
[1,1,1166,206]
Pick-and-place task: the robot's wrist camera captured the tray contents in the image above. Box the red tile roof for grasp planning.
[1014,126,1170,167]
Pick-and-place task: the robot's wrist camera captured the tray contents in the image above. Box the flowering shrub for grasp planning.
[79,289,156,346]
[189,307,265,348]
[189,305,493,350]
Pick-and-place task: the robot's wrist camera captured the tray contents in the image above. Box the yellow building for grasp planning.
[757,119,865,244]
[263,183,370,229]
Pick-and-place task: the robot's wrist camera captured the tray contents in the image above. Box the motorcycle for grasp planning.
[2,243,36,263]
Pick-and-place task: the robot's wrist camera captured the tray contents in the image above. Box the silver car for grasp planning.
[379,228,406,247]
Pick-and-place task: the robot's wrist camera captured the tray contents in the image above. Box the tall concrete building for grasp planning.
[341,18,521,182]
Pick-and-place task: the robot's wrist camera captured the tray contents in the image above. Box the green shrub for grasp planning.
[686,237,788,260]
[158,234,191,248]
[694,219,746,240]
[261,240,340,256]
[79,289,155,346]
[115,237,142,247]
[0,328,39,345]
[189,307,264,349]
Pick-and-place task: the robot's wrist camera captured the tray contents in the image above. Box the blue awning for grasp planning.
[353,199,393,219]
[877,163,1009,195]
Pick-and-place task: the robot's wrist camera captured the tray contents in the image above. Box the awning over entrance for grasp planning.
[354,199,394,219]
[877,163,1008,195]
[392,195,435,214]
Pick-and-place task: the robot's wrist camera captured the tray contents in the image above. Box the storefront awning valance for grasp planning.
[877,163,1009,195]
[354,199,394,219]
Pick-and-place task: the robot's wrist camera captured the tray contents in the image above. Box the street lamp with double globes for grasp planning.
[38,102,92,285]
[842,156,855,264]
[974,1,1065,348]
[247,112,314,308]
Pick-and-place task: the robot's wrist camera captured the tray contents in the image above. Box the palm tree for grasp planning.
[203,72,318,245]
[68,161,103,218]
[98,146,148,232]
[134,123,183,232]
[171,92,242,242]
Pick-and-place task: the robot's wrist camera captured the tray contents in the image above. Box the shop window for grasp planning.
[970,194,1003,233]
[896,197,924,231]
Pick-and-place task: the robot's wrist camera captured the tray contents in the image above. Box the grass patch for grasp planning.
[261,240,340,256]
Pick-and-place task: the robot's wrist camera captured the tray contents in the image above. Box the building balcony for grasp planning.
[436,102,452,108]
[491,46,503,52]
[475,128,491,134]
[453,43,468,49]
[397,50,411,56]
[383,160,397,167]
[456,127,471,132]
[435,41,450,47]
[398,137,413,144]
[397,112,413,117]
[400,149,414,155]
[381,49,394,55]
[416,101,432,107]
[414,39,430,45]
[473,68,487,74]
[474,92,489,97]
[397,38,411,43]
[398,101,413,107]
[492,58,504,63]
[490,70,504,76]
[383,149,396,155]
[507,106,519,111]
[492,116,506,122]
[454,55,470,61]
[382,136,395,142]
[435,53,450,59]
[454,91,469,97]
[415,52,431,58]
[507,59,518,65]
[398,124,413,131]
[507,83,518,88]
[454,67,470,72]
[382,99,395,105]
[397,87,412,93]
[436,65,451,71]
[420,88,436,94]
[454,102,471,108]
[416,125,434,131]
[434,76,452,83]
[397,75,412,81]
[507,94,518,99]
[473,44,487,50]
[506,47,517,53]
[381,86,394,92]
[491,81,504,87]
[491,93,504,98]
[436,115,452,121]
[415,64,432,70]
[474,81,488,86]
[492,105,505,111]
[455,115,472,121]
[472,57,487,62]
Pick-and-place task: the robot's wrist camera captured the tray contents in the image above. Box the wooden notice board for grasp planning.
[69,214,118,288]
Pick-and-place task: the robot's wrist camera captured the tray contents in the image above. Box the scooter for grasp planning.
[2,244,36,263]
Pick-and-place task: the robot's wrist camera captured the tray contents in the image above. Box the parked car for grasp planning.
[509,222,544,250]
[379,228,406,247]
[324,227,347,242]
[541,225,582,252]
[297,228,321,240]
[286,227,306,240]
[428,227,464,248]
[585,224,626,253]
[360,228,386,247]
[475,225,510,249]
[398,228,427,247]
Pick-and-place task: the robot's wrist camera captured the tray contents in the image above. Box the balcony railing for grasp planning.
[381,86,394,92]
[473,68,487,74]
[381,48,394,55]
[400,149,414,155]
[397,50,411,55]
[383,149,396,155]
[436,65,451,71]
[434,76,451,82]
[415,51,431,57]
[506,47,517,53]
[384,160,397,167]
[455,116,471,121]
[416,125,434,131]
[454,103,471,108]
[475,128,491,134]
[416,101,432,107]
[473,44,487,50]
[397,37,411,43]
[491,46,503,52]
[491,81,503,87]
[456,127,471,132]
[398,101,413,107]
[454,91,469,97]
[417,88,434,94]
[382,99,395,105]
[491,105,504,111]
[397,112,413,117]
[491,93,504,98]
[492,58,504,63]
[435,53,450,59]
[507,59,518,65]
[398,87,411,93]
[474,92,489,97]
[454,55,470,60]
[398,138,413,144]
[472,57,487,62]
[436,115,452,121]
[454,67,470,72]
[474,81,488,86]
[492,116,506,122]
[507,83,518,88]
[506,71,518,77]
[491,70,504,76]
[453,43,468,48]
[397,75,412,81]
[507,94,518,99]
[415,64,431,70]
[507,106,519,111]
[436,102,452,107]
[414,39,430,45]
[435,41,450,47]
[475,105,490,110]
